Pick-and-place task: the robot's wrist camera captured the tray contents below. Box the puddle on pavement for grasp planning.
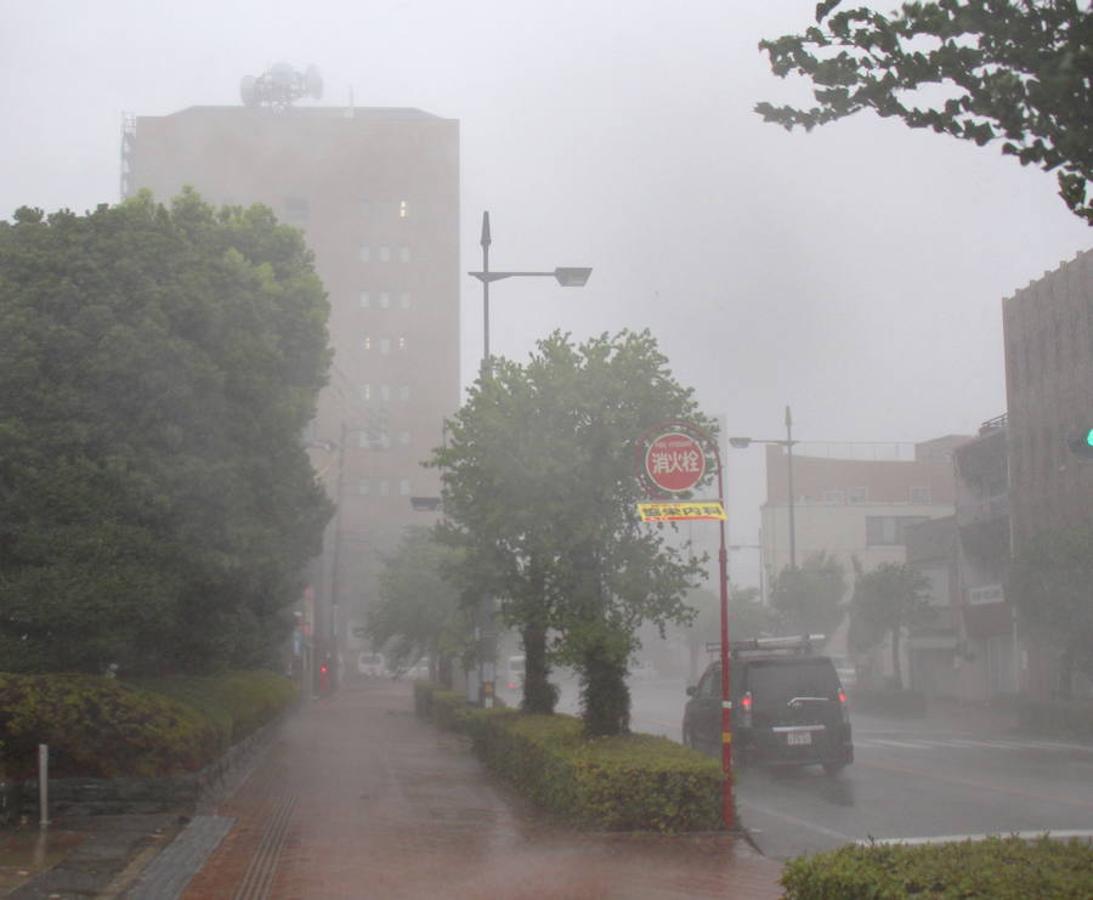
[0,829,87,893]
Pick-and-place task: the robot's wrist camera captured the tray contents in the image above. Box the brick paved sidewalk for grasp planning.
[179,680,786,899]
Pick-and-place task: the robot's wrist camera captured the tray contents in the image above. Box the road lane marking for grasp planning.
[857,758,1093,811]
[738,800,856,843]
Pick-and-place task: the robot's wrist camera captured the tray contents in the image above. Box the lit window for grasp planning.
[398,336,407,351]
[399,479,411,496]
[379,480,390,497]
[379,292,391,309]
[358,479,371,496]
[359,245,371,262]
[360,384,372,401]
[399,385,410,401]
[359,291,371,309]
[380,384,391,403]
[398,431,410,445]
[399,200,408,219]
[380,337,391,354]
[379,246,391,262]
[363,336,373,351]
[399,246,411,263]
[399,292,411,310]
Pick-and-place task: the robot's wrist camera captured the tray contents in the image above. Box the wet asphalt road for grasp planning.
[550,676,1093,861]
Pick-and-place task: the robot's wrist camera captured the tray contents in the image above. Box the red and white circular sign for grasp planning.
[644,431,706,493]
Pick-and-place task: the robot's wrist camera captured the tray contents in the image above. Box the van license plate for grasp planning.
[786,732,812,746]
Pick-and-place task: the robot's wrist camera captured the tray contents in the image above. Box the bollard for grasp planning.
[38,744,50,829]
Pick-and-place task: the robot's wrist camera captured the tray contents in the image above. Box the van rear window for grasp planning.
[745,659,839,701]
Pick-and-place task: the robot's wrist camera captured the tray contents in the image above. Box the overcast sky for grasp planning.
[3,0,1089,586]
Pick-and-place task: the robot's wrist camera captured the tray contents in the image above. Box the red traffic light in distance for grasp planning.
[1068,428,1093,460]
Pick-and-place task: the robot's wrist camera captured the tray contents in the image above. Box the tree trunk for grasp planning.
[521,623,557,713]
[580,638,630,736]
[890,626,903,690]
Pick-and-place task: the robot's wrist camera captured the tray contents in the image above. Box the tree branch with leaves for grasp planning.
[756,0,1093,223]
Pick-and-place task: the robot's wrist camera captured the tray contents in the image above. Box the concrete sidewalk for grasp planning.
[174,681,785,899]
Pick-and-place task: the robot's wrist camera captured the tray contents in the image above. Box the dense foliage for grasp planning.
[756,0,1093,223]
[781,835,1093,898]
[0,191,332,675]
[850,562,933,689]
[1008,525,1093,696]
[769,552,848,639]
[414,680,724,832]
[433,330,709,733]
[367,525,474,683]
[0,670,295,779]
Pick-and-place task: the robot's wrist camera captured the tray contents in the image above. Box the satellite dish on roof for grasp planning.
[238,63,324,109]
[304,65,324,100]
[240,75,258,107]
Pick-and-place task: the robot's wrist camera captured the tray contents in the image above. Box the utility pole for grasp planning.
[785,405,796,570]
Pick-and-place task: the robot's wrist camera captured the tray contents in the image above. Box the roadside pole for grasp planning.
[635,422,733,829]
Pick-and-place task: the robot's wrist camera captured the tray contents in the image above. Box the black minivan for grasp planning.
[683,637,853,774]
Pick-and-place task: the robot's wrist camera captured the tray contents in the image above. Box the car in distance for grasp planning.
[682,635,853,775]
[357,651,387,677]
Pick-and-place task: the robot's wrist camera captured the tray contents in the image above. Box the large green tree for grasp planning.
[434,330,708,734]
[850,562,934,689]
[756,1,1092,223]
[0,190,332,675]
[769,552,848,638]
[1008,525,1093,698]
[367,526,473,685]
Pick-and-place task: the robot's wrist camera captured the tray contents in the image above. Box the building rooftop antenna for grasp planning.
[240,63,323,109]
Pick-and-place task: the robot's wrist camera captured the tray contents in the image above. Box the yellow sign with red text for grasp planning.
[637,500,726,522]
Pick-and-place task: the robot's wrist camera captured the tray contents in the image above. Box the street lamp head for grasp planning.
[480,211,492,249]
[728,437,752,449]
[554,267,592,287]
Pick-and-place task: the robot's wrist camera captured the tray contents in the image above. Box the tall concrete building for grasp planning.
[125,99,460,680]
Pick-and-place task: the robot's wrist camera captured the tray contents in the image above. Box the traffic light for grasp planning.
[1068,427,1093,460]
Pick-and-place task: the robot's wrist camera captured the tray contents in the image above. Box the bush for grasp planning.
[0,670,296,780]
[0,673,217,779]
[782,835,1093,898]
[415,680,722,833]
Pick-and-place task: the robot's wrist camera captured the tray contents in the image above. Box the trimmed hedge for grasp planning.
[414,680,723,833]
[0,670,296,780]
[782,836,1093,899]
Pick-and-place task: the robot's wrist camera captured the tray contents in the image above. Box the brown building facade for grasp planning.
[127,104,460,676]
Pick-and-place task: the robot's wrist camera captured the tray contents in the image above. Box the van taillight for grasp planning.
[838,688,849,722]
[740,691,753,728]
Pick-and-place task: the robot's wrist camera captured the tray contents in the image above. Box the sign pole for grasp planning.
[636,421,733,829]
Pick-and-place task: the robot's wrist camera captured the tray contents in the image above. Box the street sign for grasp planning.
[644,431,706,493]
[637,500,725,522]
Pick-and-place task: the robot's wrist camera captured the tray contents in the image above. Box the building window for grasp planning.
[359,291,371,309]
[378,479,390,497]
[379,245,391,262]
[378,292,391,309]
[822,489,845,504]
[398,336,407,351]
[866,515,929,546]
[358,479,370,496]
[380,384,391,403]
[399,246,411,263]
[848,486,868,504]
[399,385,410,401]
[363,336,373,351]
[379,337,391,354]
[399,200,409,219]
[360,383,372,402]
[910,486,931,504]
[359,244,371,262]
[399,479,411,496]
[398,431,410,445]
[399,292,412,310]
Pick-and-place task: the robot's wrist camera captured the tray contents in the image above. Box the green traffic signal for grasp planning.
[1068,427,1093,460]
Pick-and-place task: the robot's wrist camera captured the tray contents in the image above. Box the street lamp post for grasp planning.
[729,404,798,570]
[466,210,592,707]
